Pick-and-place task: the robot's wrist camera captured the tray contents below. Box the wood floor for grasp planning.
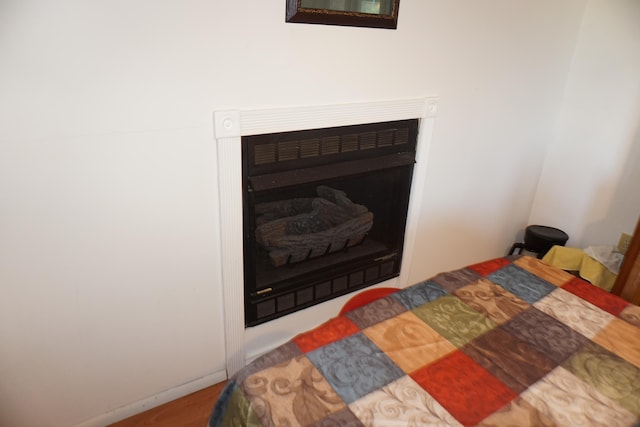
[108,381,227,427]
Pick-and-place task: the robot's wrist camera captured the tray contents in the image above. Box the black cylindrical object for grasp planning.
[509,225,569,258]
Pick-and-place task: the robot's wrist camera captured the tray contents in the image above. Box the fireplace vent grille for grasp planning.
[252,126,411,167]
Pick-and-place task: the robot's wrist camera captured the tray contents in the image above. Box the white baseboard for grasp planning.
[74,369,227,427]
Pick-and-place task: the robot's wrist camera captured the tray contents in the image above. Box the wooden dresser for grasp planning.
[612,216,640,305]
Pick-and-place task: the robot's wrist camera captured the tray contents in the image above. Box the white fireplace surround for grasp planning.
[214,97,439,376]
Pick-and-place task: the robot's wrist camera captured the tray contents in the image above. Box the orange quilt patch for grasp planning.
[293,316,359,353]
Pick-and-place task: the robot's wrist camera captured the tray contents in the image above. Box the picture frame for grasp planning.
[286,0,400,29]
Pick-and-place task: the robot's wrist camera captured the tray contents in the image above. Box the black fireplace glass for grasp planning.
[243,119,418,326]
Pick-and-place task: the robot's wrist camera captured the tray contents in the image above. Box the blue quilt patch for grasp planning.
[306,332,404,403]
[488,265,556,304]
[392,280,448,310]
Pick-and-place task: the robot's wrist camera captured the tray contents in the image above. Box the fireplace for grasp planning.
[243,120,418,326]
[214,98,437,374]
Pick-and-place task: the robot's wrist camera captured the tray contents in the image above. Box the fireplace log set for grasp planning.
[255,186,374,266]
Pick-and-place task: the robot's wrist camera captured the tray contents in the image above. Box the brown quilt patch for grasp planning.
[454,278,530,325]
[242,355,346,426]
[463,327,557,393]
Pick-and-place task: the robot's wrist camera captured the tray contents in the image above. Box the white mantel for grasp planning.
[214,97,438,376]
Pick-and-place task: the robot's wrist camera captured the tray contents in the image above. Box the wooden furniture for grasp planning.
[612,216,640,304]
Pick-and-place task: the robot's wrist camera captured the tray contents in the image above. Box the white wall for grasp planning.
[0,1,587,426]
[530,0,640,247]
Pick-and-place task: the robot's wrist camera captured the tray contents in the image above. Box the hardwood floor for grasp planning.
[108,381,227,427]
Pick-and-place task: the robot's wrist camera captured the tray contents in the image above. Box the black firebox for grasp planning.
[243,119,418,326]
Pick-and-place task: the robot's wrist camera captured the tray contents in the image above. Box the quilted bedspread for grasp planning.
[209,255,640,426]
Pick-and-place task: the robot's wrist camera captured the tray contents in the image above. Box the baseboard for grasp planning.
[73,369,227,427]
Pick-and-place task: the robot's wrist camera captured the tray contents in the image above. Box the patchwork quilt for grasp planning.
[209,255,640,426]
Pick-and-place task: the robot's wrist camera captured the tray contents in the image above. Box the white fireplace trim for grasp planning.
[214,97,438,376]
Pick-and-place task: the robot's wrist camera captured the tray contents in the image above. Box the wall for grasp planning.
[0,1,586,426]
[530,0,640,247]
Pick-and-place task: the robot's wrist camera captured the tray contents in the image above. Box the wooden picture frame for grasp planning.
[286,0,400,29]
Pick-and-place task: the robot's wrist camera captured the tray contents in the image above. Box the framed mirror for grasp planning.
[286,0,400,29]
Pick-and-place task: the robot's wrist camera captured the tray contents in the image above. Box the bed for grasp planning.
[209,255,640,426]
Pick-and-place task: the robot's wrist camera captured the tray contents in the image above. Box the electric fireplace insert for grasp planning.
[243,119,418,326]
